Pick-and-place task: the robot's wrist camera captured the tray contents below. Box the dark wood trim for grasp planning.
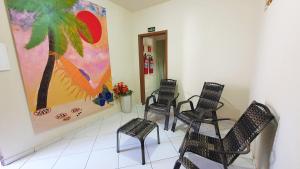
[138,35,145,105]
[138,30,168,105]
[164,32,168,80]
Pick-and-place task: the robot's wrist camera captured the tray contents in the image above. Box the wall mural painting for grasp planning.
[6,0,113,132]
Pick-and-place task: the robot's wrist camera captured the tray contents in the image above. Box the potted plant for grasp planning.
[113,82,133,113]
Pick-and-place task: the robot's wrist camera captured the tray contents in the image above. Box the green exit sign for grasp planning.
[148,27,155,32]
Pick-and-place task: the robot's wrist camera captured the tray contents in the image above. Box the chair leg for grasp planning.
[220,152,228,169]
[192,122,201,133]
[140,140,146,165]
[173,160,182,169]
[179,131,189,153]
[172,100,177,111]
[144,110,148,120]
[212,111,221,138]
[223,164,228,169]
[171,117,177,132]
[156,125,160,144]
[164,115,170,130]
[116,131,120,153]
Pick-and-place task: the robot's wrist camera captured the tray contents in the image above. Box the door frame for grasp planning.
[138,30,168,105]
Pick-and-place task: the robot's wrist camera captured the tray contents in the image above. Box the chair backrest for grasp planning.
[157,79,177,105]
[222,101,274,165]
[195,82,224,112]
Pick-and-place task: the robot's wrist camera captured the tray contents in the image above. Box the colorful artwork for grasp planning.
[6,0,113,132]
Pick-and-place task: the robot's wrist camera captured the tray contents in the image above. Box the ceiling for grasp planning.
[110,0,171,11]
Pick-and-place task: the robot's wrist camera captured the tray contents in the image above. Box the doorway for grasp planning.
[138,30,168,104]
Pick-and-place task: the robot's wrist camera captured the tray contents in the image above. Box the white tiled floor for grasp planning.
[1,105,255,169]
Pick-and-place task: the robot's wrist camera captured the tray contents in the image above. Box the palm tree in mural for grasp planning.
[7,0,92,111]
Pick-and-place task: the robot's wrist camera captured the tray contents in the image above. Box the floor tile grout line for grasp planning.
[145,145,154,169]
[117,108,126,169]
[83,118,103,169]
[166,134,181,155]
[17,135,73,168]
[52,118,102,169]
[18,152,36,169]
[117,154,179,169]
[50,137,73,169]
[150,155,180,168]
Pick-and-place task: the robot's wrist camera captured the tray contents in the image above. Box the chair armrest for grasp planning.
[209,118,236,123]
[174,93,179,100]
[175,99,194,116]
[145,95,156,108]
[197,96,224,111]
[216,101,224,110]
[168,93,179,106]
[175,95,200,115]
[221,144,250,155]
[186,119,210,133]
[184,141,250,155]
[188,118,236,132]
[151,89,159,96]
[145,89,159,107]
[188,95,200,101]
[164,93,179,110]
[190,100,224,116]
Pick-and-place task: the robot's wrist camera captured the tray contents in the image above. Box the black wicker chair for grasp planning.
[173,101,275,169]
[171,82,224,137]
[144,79,179,130]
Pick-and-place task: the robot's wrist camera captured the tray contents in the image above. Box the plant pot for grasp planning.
[120,95,132,113]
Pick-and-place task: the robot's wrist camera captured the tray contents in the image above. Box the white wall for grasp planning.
[132,0,263,117]
[0,0,135,163]
[250,0,300,169]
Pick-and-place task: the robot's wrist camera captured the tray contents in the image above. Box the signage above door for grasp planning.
[148,27,156,32]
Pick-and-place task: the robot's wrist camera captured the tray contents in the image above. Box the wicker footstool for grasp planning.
[117,118,160,165]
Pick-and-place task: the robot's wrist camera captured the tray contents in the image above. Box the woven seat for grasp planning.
[184,133,223,163]
[117,118,158,140]
[172,82,224,137]
[145,79,179,130]
[148,103,170,113]
[117,118,160,165]
[174,101,275,169]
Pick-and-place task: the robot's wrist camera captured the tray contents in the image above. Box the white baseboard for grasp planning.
[0,104,124,166]
[1,137,62,166]
[1,148,34,166]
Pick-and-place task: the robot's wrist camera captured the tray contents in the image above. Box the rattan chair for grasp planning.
[171,82,224,137]
[173,101,275,169]
[144,79,179,130]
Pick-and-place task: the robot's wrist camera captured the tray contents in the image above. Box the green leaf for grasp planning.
[25,15,49,49]
[6,0,43,12]
[63,13,93,44]
[63,12,93,43]
[52,0,78,9]
[63,24,83,56]
[75,19,93,44]
[49,25,68,57]
[60,12,93,56]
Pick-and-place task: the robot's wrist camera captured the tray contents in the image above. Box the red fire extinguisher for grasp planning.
[144,53,149,74]
[149,56,154,74]
[148,46,152,52]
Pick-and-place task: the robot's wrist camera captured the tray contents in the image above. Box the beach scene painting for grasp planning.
[6,0,113,132]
